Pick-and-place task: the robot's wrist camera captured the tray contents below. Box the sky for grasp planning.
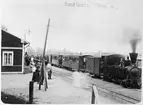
[1,0,143,54]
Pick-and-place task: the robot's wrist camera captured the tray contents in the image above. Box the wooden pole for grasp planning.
[91,84,95,104]
[29,81,34,104]
[91,84,100,104]
[39,19,50,90]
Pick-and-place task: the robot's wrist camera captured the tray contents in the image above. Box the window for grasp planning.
[3,51,14,66]
[84,58,86,62]
[72,57,76,62]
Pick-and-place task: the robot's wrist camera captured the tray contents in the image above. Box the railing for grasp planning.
[91,84,100,104]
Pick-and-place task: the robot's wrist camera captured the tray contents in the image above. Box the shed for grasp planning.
[1,30,30,73]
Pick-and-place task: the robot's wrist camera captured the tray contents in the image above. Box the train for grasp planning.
[25,51,141,89]
[46,52,142,89]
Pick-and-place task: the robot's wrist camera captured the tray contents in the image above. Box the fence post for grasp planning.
[91,84,100,104]
[29,81,34,104]
[91,84,95,104]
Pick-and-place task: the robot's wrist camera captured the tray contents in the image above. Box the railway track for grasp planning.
[52,67,141,104]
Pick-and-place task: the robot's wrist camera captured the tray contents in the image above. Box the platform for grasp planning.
[1,68,141,104]
[33,75,121,104]
[52,66,142,104]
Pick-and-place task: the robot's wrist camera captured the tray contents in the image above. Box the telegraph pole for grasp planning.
[39,19,50,91]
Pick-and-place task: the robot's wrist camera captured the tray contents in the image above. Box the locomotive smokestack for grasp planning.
[129,53,138,64]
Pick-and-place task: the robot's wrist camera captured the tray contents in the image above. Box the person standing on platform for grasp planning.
[45,60,48,78]
[46,62,52,79]
[30,61,36,73]
[32,60,41,83]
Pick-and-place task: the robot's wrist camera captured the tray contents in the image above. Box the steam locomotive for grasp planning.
[46,52,141,89]
[101,53,141,89]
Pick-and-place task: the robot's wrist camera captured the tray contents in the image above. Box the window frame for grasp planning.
[3,51,14,66]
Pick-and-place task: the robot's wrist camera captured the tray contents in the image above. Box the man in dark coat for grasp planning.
[32,60,41,83]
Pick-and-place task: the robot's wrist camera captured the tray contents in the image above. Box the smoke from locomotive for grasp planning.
[123,28,142,53]
[130,31,142,53]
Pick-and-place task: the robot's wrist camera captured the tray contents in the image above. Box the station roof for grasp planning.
[1,30,30,47]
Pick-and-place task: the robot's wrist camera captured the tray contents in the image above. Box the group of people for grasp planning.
[30,59,52,83]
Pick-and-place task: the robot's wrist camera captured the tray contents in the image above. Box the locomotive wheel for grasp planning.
[125,79,130,88]
[121,81,126,88]
[114,77,119,84]
[123,73,131,88]
[136,79,141,89]
[121,80,130,88]
[121,72,130,87]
